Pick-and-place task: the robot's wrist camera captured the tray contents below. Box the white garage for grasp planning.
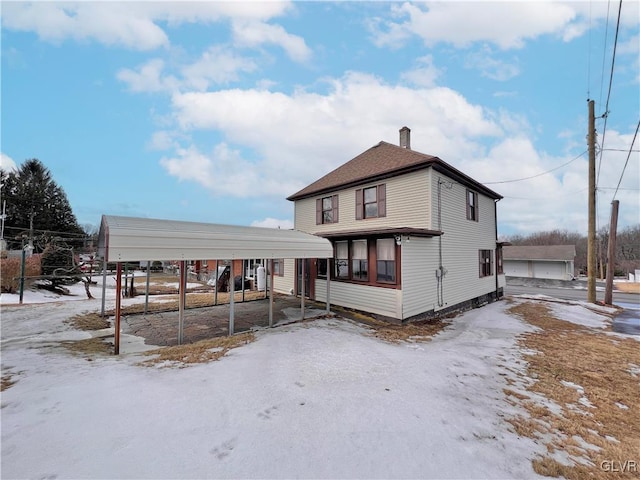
[503,245,575,281]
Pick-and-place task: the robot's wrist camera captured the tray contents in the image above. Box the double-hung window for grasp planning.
[376,238,396,282]
[467,190,478,221]
[273,259,284,277]
[316,195,339,224]
[479,250,492,277]
[355,184,386,220]
[335,241,349,279]
[351,240,368,281]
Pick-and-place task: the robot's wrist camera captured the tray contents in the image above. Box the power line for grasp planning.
[598,0,612,107]
[1,225,88,237]
[595,0,623,187]
[502,187,589,201]
[481,150,587,185]
[612,118,640,201]
[587,0,593,99]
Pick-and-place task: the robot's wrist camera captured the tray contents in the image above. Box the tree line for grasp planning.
[1,159,86,251]
[503,226,640,277]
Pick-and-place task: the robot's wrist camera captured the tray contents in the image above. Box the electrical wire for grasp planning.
[501,187,589,201]
[481,150,587,185]
[598,0,612,107]
[587,0,593,99]
[595,0,623,186]
[611,118,640,201]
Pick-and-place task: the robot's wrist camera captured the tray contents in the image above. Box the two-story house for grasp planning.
[278,127,505,322]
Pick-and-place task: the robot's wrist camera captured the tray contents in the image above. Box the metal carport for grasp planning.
[97,215,333,354]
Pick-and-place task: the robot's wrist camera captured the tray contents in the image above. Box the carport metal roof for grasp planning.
[98,214,333,262]
[96,215,333,355]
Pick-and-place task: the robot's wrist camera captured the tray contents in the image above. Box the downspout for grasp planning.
[437,179,443,306]
[436,178,451,307]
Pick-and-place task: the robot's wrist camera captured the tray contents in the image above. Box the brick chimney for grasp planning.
[399,126,411,149]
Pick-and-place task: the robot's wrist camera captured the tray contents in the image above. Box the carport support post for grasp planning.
[269,259,274,327]
[264,258,268,299]
[301,259,305,319]
[178,260,186,344]
[214,260,219,305]
[144,261,151,314]
[242,259,246,302]
[229,261,235,335]
[100,259,107,317]
[114,262,122,355]
[326,257,331,313]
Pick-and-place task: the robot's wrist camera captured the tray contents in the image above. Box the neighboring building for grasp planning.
[278,126,505,322]
[503,245,576,280]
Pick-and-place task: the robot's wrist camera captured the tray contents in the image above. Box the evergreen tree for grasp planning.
[2,159,84,250]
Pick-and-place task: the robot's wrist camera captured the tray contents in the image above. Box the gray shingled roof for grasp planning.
[503,245,576,261]
[287,141,502,201]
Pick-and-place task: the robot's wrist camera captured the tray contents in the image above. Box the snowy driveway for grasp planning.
[1,300,544,479]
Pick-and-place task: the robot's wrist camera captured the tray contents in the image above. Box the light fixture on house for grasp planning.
[394,234,402,246]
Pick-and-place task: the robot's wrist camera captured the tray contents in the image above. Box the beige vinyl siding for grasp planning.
[294,169,432,233]
[431,173,498,310]
[315,279,401,318]
[272,258,296,294]
[401,237,440,318]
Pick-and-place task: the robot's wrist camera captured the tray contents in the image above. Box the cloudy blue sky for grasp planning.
[1,1,638,236]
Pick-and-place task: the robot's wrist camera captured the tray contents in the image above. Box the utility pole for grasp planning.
[604,200,620,305]
[587,100,597,303]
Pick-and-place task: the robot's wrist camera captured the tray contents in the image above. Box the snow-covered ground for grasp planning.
[0,280,627,479]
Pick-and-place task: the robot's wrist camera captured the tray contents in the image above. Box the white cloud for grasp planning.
[117,47,258,93]
[0,153,18,172]
[152,75,491,202]
[618,34,639,56]
[146,131,185,151]
[369,1,582,50]
[1,2,169,50]
[232,20,312,63]
[159,143,279,198]
[167,71,503,198]
[117,59,179,93]
[181,46,258,90]
[457,129,640,235]
[1,1,296,51]
[400,55,443,87]
[251,218,294,229]
[465,45,520,81]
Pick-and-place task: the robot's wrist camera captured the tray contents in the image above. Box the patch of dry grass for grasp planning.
[506,301,640,479]
[61,337,114,356]
[65,313,111,330]
[1,374,16,391]
[139,332,255,368]
[371,318,450,343]
[615,282,640,294]
[106,290,267,317]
